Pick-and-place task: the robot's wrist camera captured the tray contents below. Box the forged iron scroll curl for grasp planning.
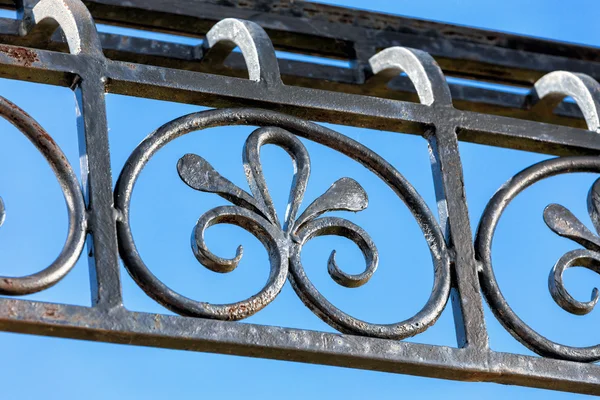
[0,96,86,295]
[475,70,600,362]
[114,108,451,338]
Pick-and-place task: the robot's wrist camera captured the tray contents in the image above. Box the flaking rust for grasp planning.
[0,45,38,67]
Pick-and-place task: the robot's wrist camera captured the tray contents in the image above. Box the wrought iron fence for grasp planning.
[1,0,600,395]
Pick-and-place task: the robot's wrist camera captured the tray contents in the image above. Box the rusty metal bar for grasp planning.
[1,298,600,396]
[0,42,595,156]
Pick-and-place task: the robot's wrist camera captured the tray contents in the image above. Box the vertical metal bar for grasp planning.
[75,65,122,309]
[427,118,489,350]
[351,42,377,85]
[367,47,489,350]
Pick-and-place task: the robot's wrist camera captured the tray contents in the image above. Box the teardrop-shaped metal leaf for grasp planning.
[294,177,368,232]
[544,203,600,251]
[588,178,600,235]
[177,153,270,220]
[243,127,311,230]
[0,196,5,227]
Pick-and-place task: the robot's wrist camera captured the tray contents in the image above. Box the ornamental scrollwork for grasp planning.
[115,108,452,339]
[177,126,377,319]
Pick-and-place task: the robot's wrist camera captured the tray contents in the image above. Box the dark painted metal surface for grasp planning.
[1,0,600,395]
[0,1,597,127]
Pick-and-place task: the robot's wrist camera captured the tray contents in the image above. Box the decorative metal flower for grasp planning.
[543,178,600,315]
[176,126,378,321]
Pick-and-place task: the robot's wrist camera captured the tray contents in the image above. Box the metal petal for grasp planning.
[294,177,368,232]
[243,127,310,231]
[543,203,600,251]
[177,153,270,220]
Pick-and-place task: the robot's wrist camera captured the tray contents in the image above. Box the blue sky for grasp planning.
[0,0,599,398]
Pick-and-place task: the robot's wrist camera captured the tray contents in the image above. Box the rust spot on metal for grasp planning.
[38,129,57,146]
[224,296,270,320]
[44,305,60,318]
[3,98,58,148]
[0,45,39,68]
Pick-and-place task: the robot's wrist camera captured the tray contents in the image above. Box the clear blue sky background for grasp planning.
[0,0,599,398]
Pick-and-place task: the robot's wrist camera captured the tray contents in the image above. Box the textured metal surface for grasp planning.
[0,1,595,126]
[1,0,600,395]
[115,109,450,337]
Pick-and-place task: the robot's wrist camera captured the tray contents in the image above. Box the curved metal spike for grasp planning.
[21,0,103,56]
[532,71,600,132]
[368,47,452,106]
[201,18,281,86]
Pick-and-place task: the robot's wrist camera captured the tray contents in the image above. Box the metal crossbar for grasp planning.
[0,0,600,395]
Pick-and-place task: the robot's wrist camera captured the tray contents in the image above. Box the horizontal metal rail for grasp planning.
[0,0,596,127]
[2,298,600,396]
[0,44,595,156]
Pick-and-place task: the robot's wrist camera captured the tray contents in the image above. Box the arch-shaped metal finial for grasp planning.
[368,47,452,106]
[201,18,282,86]
[532,71,600,132]
[21,0,103,56]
